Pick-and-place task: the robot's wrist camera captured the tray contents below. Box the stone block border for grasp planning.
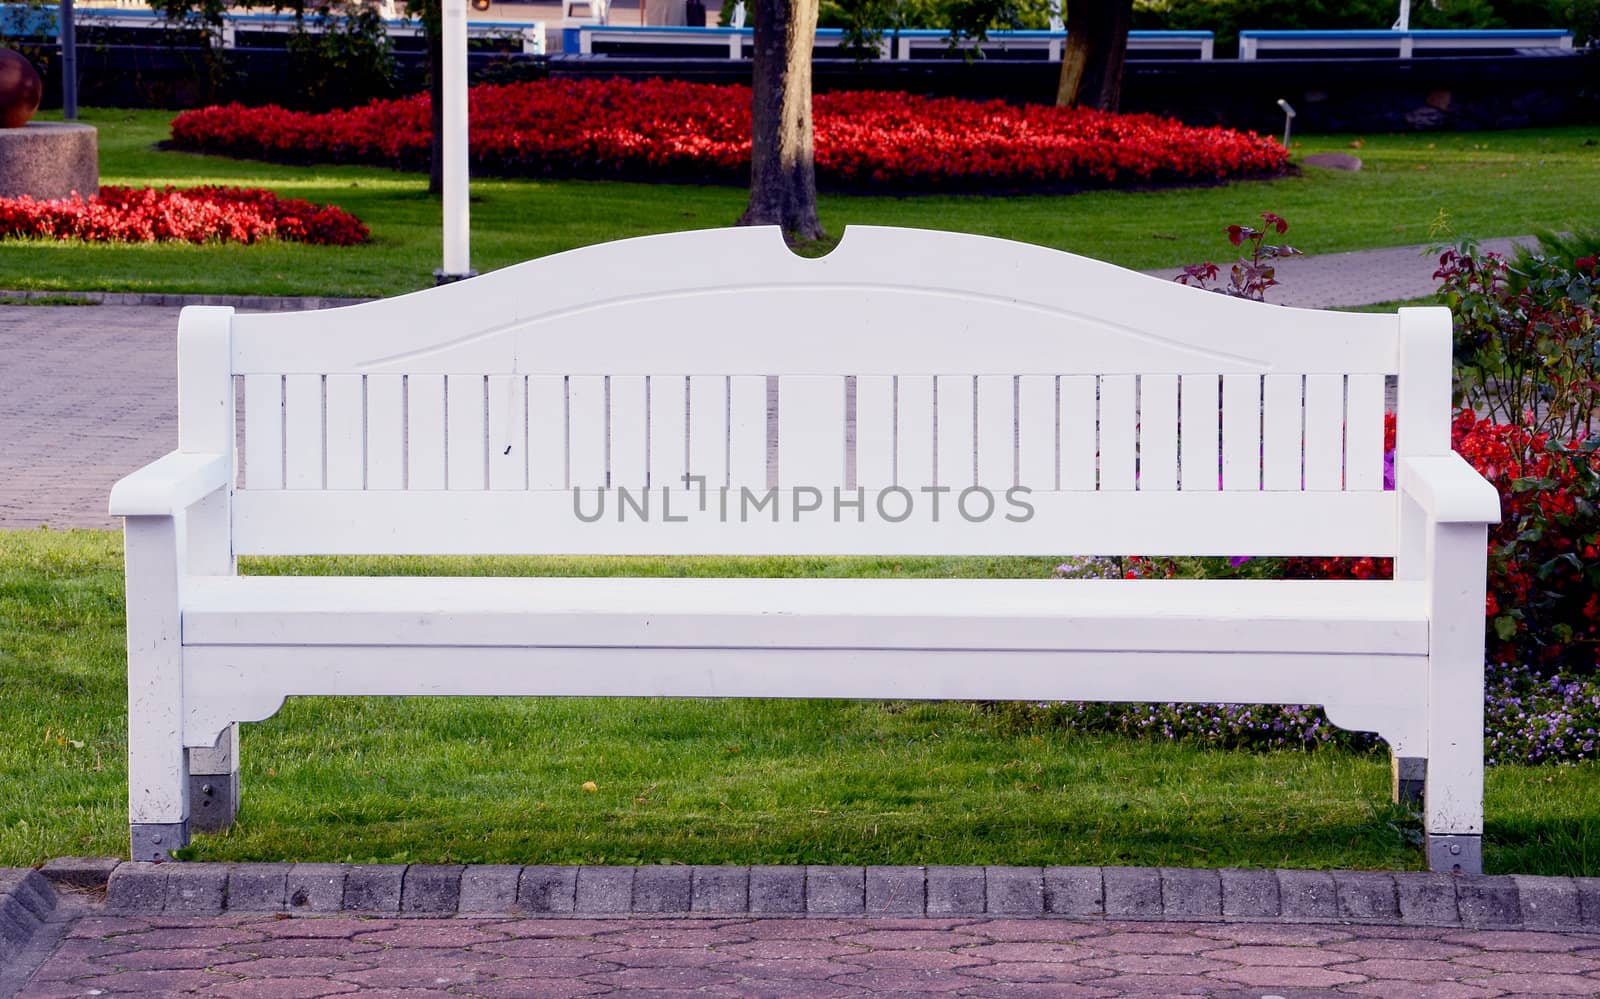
[8,862,1574,930]
[0,869,56,966]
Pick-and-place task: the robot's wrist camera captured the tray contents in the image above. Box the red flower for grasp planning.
[167,80,1290,192]
[0,186,368,246]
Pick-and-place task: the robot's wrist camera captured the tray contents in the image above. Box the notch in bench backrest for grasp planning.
[216,226,1419,559]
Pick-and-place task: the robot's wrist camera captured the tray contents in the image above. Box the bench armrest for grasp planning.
[1399,454,1501,525]
[110,451,231,517]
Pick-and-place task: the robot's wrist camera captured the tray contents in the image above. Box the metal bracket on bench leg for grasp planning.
[130,821,190,863]
[1427,834,1482,875]
[187,771,240,833]
[186,724,240,833]
[1392,755,1426,809]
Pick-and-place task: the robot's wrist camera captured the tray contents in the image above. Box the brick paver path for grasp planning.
[19,911,1600,998]
[0,305,179,531]
[1146,235,1532,310]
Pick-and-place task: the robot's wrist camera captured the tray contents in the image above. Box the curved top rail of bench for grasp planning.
[230,225,1402,377]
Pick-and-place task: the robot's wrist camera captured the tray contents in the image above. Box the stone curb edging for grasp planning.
[53,862,1596,930]
[0,289,373,311]
[0,869,57,966]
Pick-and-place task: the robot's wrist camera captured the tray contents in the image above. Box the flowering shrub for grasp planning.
[1485,664,1600,766]
[1032,700,1372,752]
[0,186,370,246]
[1176,211,1302,301]
[168,79,1290,192]
[1452,411,1600,673]
[1435,240,1599,444]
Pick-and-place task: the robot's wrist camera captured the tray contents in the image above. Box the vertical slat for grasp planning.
[1180,373,1219,492]
[365,374,404,490]
[1221,374,1261,491]
[1304,373,1344,491]
[568,375,606,488]
[446,373,486,490]
[487,374,526,491]
[778,375,845,488]
[1139,374,1179,492]
[694,374,732,486]
[936,374,974,489]
[728,375,766,489]
[324,374,364,490]
[649,375,688,491]
[609,375,648,488]
[283,374,323,490]
[407,373,446,490]
[1262,373,1302,491]
[1017,374,1055,491]
[896,375,934,491]
[1099,374,1136,491]
[1346,373,1386,491]
[1059,375,1096,490]
[976,374,1014,490]
[243,374,283,490]
[856,375,895,489]
[527,375,564,489]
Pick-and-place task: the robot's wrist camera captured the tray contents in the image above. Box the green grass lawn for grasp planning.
[0,110,1596,298]
[4,527,1598,874]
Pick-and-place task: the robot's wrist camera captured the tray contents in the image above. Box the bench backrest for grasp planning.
[184,226,1452,558]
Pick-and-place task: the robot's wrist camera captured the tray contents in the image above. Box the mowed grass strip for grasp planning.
[0,110,1595,298]
[4,527,1599,872]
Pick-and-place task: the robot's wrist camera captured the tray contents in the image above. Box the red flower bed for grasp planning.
[0,186,369,246]
[169,79,1288,191]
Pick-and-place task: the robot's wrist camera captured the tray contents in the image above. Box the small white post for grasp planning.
[1394,0,1411,30]
[438,0,475,284]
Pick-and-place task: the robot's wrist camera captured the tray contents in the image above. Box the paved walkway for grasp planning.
[7,860,1600,998]
[1145,235,1531,310]
[0,305,180,530]
[20,908,1600,998]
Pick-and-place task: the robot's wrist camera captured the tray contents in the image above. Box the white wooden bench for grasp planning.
[111,226,1499,872]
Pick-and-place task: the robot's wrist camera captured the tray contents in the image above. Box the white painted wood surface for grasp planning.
[111,225,1499,870]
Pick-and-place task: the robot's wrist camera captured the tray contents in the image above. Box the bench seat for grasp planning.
[183,576,1427,655]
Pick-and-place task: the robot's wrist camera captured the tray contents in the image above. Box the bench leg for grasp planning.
[1391,754,1426,809]
[1423,522,1488,875]
[188,724,240,833]
[126,516,191,862]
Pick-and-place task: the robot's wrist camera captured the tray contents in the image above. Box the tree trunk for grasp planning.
[738,0,825,242]
[428,21,443,196]
[1055,0,1131,111]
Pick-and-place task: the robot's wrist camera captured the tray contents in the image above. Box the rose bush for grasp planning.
[168,78,1290,192]
[0,186,370,246]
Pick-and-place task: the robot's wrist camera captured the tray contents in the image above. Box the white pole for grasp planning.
[440,0,473,281]
[1394,0,1411,30]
